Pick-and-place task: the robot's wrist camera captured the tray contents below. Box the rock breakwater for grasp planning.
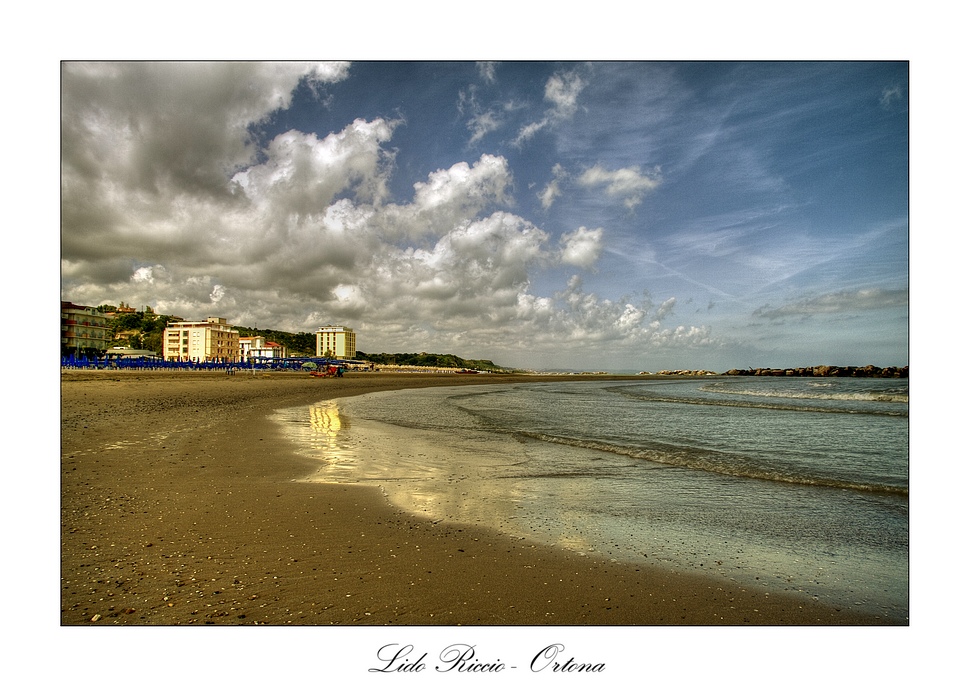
[647,365,908,378]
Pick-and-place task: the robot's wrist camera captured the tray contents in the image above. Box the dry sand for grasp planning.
[60,370,893,626]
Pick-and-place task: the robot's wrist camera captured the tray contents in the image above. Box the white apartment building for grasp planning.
[163,317,240,362]
[316,325,356,359]
[239,336,287,360]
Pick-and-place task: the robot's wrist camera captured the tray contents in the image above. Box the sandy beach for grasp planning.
[60,370,894,626]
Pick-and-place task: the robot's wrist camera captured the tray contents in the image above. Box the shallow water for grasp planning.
[274,377,908,622]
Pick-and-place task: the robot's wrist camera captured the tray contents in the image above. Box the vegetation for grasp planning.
[353,351,506,372]
[234,327,316,356]
[96,304,177,354]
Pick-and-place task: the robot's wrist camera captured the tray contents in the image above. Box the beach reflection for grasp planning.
[296,401,358,471]
[296,405,603,555]
[309,401,342,438]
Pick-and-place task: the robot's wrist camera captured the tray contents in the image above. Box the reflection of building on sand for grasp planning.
[307,402,346,462]
[301,401,601,555]
[309,401,342,437]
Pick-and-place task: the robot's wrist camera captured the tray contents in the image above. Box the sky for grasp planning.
[60,61,908,371]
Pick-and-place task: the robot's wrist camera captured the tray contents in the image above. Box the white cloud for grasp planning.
[459,84,506,146]
[880,84,903,110]
[232,118,398,216]
[538,163,567,210]
[544,70,585,120]
[617,303,645,330]
[132,266,161,284]
[656,296,677,319]
[513,120,548,146]
[61,61,350,199]
[560,226,603,268]
[383,154,514,240]
[60,62,722,367]
[413,155,510,210]
[477,62,498,84]
[578,164,662,209]
[537,180,560,210]
[210,284,227,303]
[467,111,502,145]
[753,288,909,320]
[514,68,586,146]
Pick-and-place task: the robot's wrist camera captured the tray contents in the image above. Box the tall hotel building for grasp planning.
[163,317,241,362]
[316,325,356,359]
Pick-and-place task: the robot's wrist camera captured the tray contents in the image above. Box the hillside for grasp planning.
[95,306,176,354]
[233,327,316,356]
[353,351,506,372]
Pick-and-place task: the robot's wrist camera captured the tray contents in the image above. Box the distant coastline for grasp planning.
[649,365,908,378]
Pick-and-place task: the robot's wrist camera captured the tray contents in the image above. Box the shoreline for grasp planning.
[61,370,899,625]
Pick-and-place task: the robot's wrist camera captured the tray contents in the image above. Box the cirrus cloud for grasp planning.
[753,288,909,320]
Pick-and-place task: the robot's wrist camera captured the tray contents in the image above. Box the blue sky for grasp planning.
[60,61,908,370]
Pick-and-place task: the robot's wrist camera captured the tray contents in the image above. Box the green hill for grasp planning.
[234,327,316,356]
[95,305,176,353]
[353,351,506,371]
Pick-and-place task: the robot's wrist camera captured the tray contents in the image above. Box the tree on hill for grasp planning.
[234,327,316,356]
[98,305,177,353]
[353,351,505,371]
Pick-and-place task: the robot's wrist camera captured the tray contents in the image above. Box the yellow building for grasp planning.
[316,325,356,359]
[163,317,240,362]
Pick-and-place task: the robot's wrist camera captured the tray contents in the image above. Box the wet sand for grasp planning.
[60,370,895,626]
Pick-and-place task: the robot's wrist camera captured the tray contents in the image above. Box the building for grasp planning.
[316,325,356,359]
[105,346,161,361]
[61,301,110,355]
[239,336,287,361]
[162,317,241,362]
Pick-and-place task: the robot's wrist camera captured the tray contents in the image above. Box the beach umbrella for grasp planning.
[301,361,317,370]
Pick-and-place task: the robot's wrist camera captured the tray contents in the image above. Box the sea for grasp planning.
[273,375,908,623]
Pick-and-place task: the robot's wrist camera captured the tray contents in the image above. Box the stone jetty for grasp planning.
[646,365,908,378]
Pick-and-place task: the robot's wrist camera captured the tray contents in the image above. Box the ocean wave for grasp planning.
[516,430,909,497]
[609,387,907,416]
[701,382,908,404]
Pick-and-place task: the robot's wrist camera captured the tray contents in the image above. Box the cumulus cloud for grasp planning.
[515,276,717,354]
[560,226,603,268]
[378,154,515,242]
[578,164,662,209]
[61,61,349,199]
[411,155,511,217]
[60,62,719,366]
[233,118,398,217]
[753,288,909,320]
